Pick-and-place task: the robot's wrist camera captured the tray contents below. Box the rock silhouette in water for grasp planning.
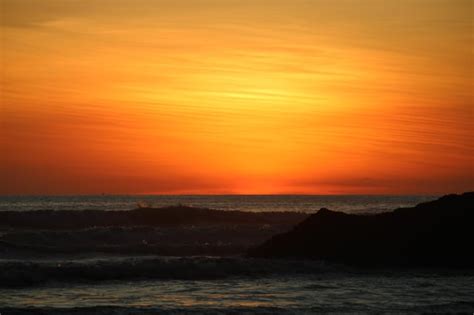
[248,192,474,267]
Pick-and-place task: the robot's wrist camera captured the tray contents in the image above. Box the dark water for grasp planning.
[1,195,473,314]
[2,269,473,314]
[0,194,435,213]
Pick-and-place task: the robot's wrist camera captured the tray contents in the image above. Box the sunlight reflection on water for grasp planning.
[2,274,473,313]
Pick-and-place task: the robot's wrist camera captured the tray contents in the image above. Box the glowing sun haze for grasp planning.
[1,0,472,194]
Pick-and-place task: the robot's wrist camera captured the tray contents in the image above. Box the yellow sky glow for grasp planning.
[1,0,473,194]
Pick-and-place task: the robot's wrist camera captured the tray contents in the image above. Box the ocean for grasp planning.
[1,195,473,314]
[0,194,435,213]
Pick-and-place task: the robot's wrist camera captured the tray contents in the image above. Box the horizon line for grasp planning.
[0,192,451,197]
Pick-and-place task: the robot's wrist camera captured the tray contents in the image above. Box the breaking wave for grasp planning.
[0,205,307,229]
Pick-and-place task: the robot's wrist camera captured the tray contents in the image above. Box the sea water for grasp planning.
[1,195,473,314]
[0,194,434,213]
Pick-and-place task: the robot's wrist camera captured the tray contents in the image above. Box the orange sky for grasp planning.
[1,0,473,195]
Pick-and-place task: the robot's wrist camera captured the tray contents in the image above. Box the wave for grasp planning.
[0,256,343,288]
[0,225,289,258]
[0,205,308,229]
[3,301,474,314]
[4,254,467,288]
[0,306,307,314]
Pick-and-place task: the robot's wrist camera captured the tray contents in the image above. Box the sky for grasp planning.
[1,0,473,195]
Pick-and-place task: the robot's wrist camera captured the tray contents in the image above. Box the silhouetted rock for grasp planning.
[248,192,474,267]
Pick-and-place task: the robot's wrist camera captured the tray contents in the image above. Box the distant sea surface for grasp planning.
[2,194,473,314]
[0,194,436,213]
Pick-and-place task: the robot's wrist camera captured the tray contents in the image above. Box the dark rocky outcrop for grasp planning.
[248,192,474,268]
